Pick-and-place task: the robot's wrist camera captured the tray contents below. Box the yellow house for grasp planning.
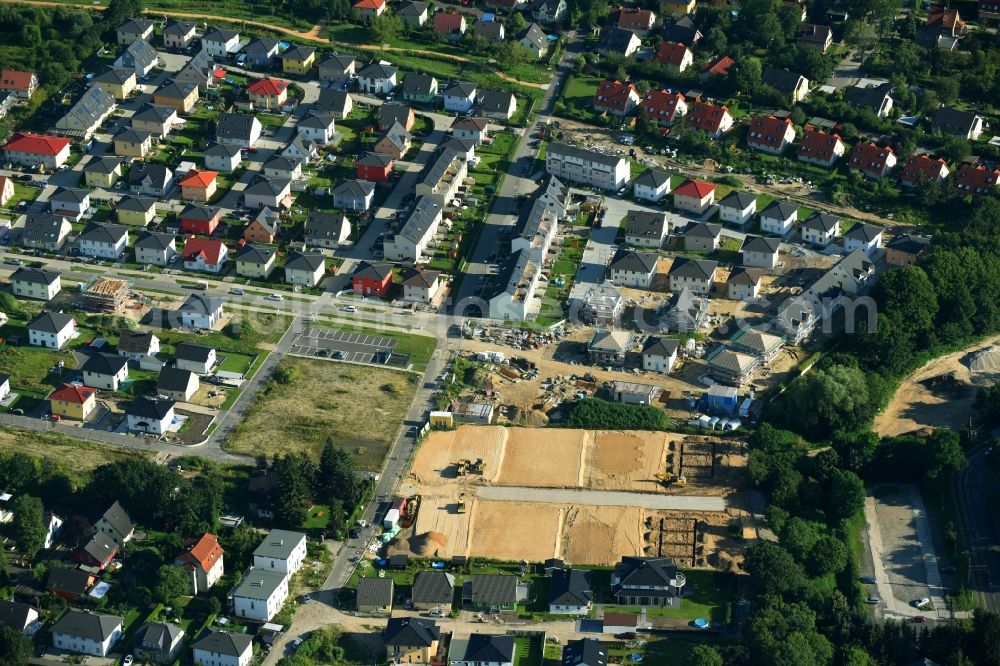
[279,45,316,75]
[661,0,696,14]
[117,196,157,225]
[153,79,199,113]
[92,67,137,100]
[384,617,440,665]
[83,156,123,189]
[235,244,276,278]
[247,78,289,110]
[47,384,97,420]
[113,128,154,158]
[357,577,393,615]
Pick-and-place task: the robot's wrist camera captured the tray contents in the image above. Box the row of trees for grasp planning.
[271,439,365,536]
[564,398,671,430]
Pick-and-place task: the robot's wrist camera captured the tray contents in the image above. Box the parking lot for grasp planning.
[289,327,398,364]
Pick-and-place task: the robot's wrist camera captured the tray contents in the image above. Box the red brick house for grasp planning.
[179,204,222,235]
[956,165,1000,196]
[899,155,950,187]
[642,89,687,127]
[688,102,734,137]
[618,8,657,35]
[796,128,845,167]
[593,79,641,117]
[356,153,394,182]
[656,41,693,73]
[847,143,897,179]
[746,115,796,155]
[73,532,117,570]
[352,261,393,297]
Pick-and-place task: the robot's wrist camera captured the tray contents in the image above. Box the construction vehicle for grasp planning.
[467,458,484,475]
[455,459,470,475]
[457,492,467,514]
[399,495,420,529]
[655,473,687,487]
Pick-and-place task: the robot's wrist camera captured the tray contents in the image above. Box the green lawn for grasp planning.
[558,75,601,121]
[601,570,731,625]
[0,344,75,392]
[155,313,291,355]
[303,503,331,529]
[217,351,256,374]
[514,635,544,666]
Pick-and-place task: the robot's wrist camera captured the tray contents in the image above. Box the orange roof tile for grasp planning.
[179,169,218,189]
[4,132,70,156]
[247,78,287,97]
[176,532,224,573]
[48,383,96,404]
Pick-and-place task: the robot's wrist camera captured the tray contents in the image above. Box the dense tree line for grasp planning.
[272,439,365,536]
[564,397,671,430]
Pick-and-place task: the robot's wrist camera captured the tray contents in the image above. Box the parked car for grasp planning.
[912,616,926,624]
[864,596,880,604]
[860,576,876,584]
[266,293,284,301]
[914,597,931,608]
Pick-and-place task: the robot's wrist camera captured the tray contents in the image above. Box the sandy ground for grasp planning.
[409,495,472,559]
[495,427,587,488]
[561,505,643,565]
[589,431,673,492]
[407,425,507,485]
[470,500,563,562]
[874,334,1000,437]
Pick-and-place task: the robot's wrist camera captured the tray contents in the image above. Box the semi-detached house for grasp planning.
[546,142,629,191]
[10,267,61,301]
[385,196,443,262]
[192,631,253,666]
[50,609,122,657]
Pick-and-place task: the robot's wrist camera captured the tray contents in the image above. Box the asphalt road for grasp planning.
[477,485,727,510]
[953,444,1000,613]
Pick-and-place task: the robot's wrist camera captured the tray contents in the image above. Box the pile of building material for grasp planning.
[83,275,132,311]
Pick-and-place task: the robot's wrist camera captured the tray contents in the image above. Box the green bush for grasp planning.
[563,398,670,431]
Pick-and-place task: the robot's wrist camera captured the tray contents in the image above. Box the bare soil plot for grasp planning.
[408,426,507,485]
[561,505,644,565]
[469,500,563,562]
[589,430,672,492]
[495,427,587,488]
[642,512,697,565]
[409,494,472,559]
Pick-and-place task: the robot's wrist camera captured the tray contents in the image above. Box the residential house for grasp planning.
[463,575,527,612]
[668,258,717,295]
[385,195,444,262]
[262,155,303,181]
[318,53,357,83]
[642,337,679,372]
[279,45,317,75]
[400,74,439,104]
[741,235,781,268]
[297,114,337,146]
[931,107,984,140]
[47,568,96,601]
[358,61,398,95]
[247,78,288,109]
[284,251,326,287]
[51,610,122,657]
[411,571,455,612]
[129,162,174,197]
[844,82,893,118]
[352,261,394,297]
[0,600,39,634]
[451,117,490,146]
[354,0,387,20]
[593,79,640,117]
[659,287,708,332]
[385,617,439,665]
[956,165,1000,196]
[718,190,756,228]
[534,0,568,23]
[92,67,137,100]
[55,85,115,136]
[175,343,217,374]
[28,311,75,349]
[759,200,797,236]
[47,383,95,420]
[451,634,515,666]
[175,532,224,595]
[927,7,967,35]
[596,27,642,57]
[235,244,277,279]
[177,293,224,329]
[519,23,549,58]
[731,326,785,362]
[178,169,218,202]
[672,178,715,214]
[131,103,179,137]
[49,187,90,220]
[474,20,506,44]
[416,149,467,205]
[642,88,687,126]
[81,353,128,391]
[762,67,809,102]
[3,132,70,169]
[202,27,240,57]
[95,500,135,545]
[800,212,840,246]
[376,122,412,159]
[357,152,395,182]
[117,196,158,227]
[116,17,153,45]
[587,329,632,365]
[442,80,477,113]
[83,156,123,188]
[0,174,11,206]
[134,230,177,265]
[152,79,199,113]
[607,249,659,288]
[549,568,593,615]
[662,15,702,44]
[10,266,61,301]
[0,69,37,98]
[243,208,281,243]
[378,103,416,133]
[204,142,243,172]
[243,38,281,69]
[21,214,71,251]
[175,50,217,93]
[688,102,734,137]
[632,169,671,203]
[624,209,671,247]
[700,54,735,78]
[656,41,693,73]
[133,622,185,665]
[162,20,197,49]
[561,639,608,666]
[546,142,629,191]
[847,143,897,179]
[727,266,763,301]
[357,577,394,614]
[398,0,430,27]
[77,535,116,570]
[796,23,833,51]
[126,396,175,434]
[254,529,307,573]
[618,7,657,34]
[434,12,468,39]
[192,632,253,666]
[401,268,441,303]
[843,222,883,256]
[884,234,931,266]
[478,90,517,120]
[117,330,160,361]
[900,154,950,187]
[243,177,292,210]
[683,221,722,252]
[330,179,375,213]
[116,38,159,78]
[216,112,263,148]
[611,556,683,607]
[179,204,222,235]
[747,115,796,154]
[304,211,351,249]
[797,128,845,167]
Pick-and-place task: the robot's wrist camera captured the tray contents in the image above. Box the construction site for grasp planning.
[391,426,750,567]
[82,275,133,311]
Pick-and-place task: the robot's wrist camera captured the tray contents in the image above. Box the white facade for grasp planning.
[359,72,396,95]
[285,264,324,287]
[253,531,307,574]
[12,276,60,301]
[193,641,253,666]
[232,570,290,622]
[180,306,222,330]
[546,144,629,191]
[52,621,122,657]
[634,179,670,202]
[205,149,241,173]
[760,213,796,236]
[79,235,128,260]
[29,321,75,349]
[126,407,173,434]
[643,349,677,373]
[203,33,240,58]
[444,91,476,113]
[719,201,755,227]
[83,366,128,391]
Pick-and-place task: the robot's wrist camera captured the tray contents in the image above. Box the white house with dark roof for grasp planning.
[95,500,135,545]
[126,395,175,434]
[642,337,679,372]
[177,294,223,330]
[131,103,179,137]
[451,116,490,144]
[232,569,289,621]
[304,212,351,248]
[800,212,840,246]
[253,529,307,574]
[243,177,292,210]
[115,38,159,78]
[332,179,375,211]
[192,631,253,666]
[741,235,781,269]
[727,266,763,301]
[158,366,199,402]
[632,169,671,202]
[358,61,398,95]
[81,353,129,391]
[402,268,441,303]
[129,163,174,198]
[49,187,90,221]
[235,244,277,279]
[548,568,593,614]
[758,200,797,236]
[478,90,517,120]
[0,600,39,633]
[77,222,129,259]
[174,343,216,374]
[117,330,159,360]
[162,19,197,48]
[50,609,122,657]
[10,266,61,301]
[284,251,326,287]
[607,250,659,288]
[717,191,756,229]
[204,142,243,172]
[134,230,177,266]
[682,221,722,253]
[28,311,76,349]
[546,143,629,191]
[116,17,153,45]
[667,258,717,295]
[133,622,185,665]
[318,53,357,83]
[442,80,477,113]
[451,634,516,666]
[216,112,262,148]
[202,27,240,58]
[297,113,337,145]
[843,222,883,256]
[21,214,71,251]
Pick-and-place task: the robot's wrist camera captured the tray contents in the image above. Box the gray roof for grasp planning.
[298,113,336,131]
[202,27,239,43]
[521,23,548,50]
[844,83,892,111]
[474,21,505,42]
[633,169,670,188]
[333,178,375,199]
[100,500,134,538]
[727,265,763,286]
[154,79,197,101]
[0,600,35,630]
[464,634,515,662]
[357,577,394,607]
[279,44,317,61]
[442,80,477,98]
[718,190,756,210]
[305,211,350,241]
[204,141,242,158]
[613,556,678,591]
[235,243,276,264]
[549,568,592,607]
[78,222,128,245]
[263,154,301,173]
[411,571,455,605]
[759,200,797,220]
[82,352,128,377]
[741,235,780,253]
[63,83,115,126]
[385,617,438,647]
[684,221,722,239]
[478,89,515,113]
[192,631,253,657]
[597,26,638,52]
[762,67,807,94]
[398,195,442,243]
[117,330,157,353]
[92,67,134,86]
[397,0,430,15]
[801,211,840,233]
[562,638,608,666]
[134,622,184,655]
[129,162,172,188]
[84,155,123,175]
[548,142,624,169]
[216,112,260,141]
[47,568,93,595]
[844,222,883,242]
[118,17,153,33]
[668,257,717,280]
[118,196,157,214]
[318,52,356,71]
[609,249,658,274]
[885,233,931,255]
[452,116,490,132]
[163,19,196,37]
[284,251,325,272]
[179,204,219,221]
[469,574,519,605]
[358,61,397,80]
[316,89,352,114]
[28,311,74,334]
[254,529,305,560]
[244,37,280,58]
[10,266,60,286]
[134,230,174,250]
[244,177,290,197]
[357,152,394,168]
[931,106,981,136]
[378,103,413,129]
[132,103,177,124]
[179,293,223,315]
[123,38,158,70]
[51,186,89,203]
[400,73,437,97]
[233,568,287,600]
[51,609,122,642]
[353,261,393,281]
[174,342,214,363]
[642,336,679,358]
[157,366,196,393]
[22,214,68,245]
[85,530,118,559]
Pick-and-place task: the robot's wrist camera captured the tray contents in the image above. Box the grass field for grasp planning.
[225,357,417,469]
[602,570,731,624]
[0,345,76,392]
[217,351,257,374]
[0,427,146,479]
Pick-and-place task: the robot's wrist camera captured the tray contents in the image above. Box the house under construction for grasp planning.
[83,275,132,311]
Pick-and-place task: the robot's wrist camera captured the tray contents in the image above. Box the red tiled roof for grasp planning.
[4,132,70,156]
[700,55,734,77]
[928,8,964,29]
[434,12,466,33]
[618,8,655,29]
[593,79,639,113]
[354,0,384,8]
[0,69,34,92]
[48,383,95,404]
[847,142,895,174]
[179,169,218,189]
[657,41,690,67]
[900,155,949,185]
[688,102,731,134]
[956,165,1000,195]
[747,115,794,150]
[642,89,686,123]
[183,237,227,264]
[674,178,715,199]
[247,78,287,96]
[797,128,843,162]
[176,533,224,573]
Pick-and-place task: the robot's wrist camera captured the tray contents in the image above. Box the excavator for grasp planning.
[655,472,687,487]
